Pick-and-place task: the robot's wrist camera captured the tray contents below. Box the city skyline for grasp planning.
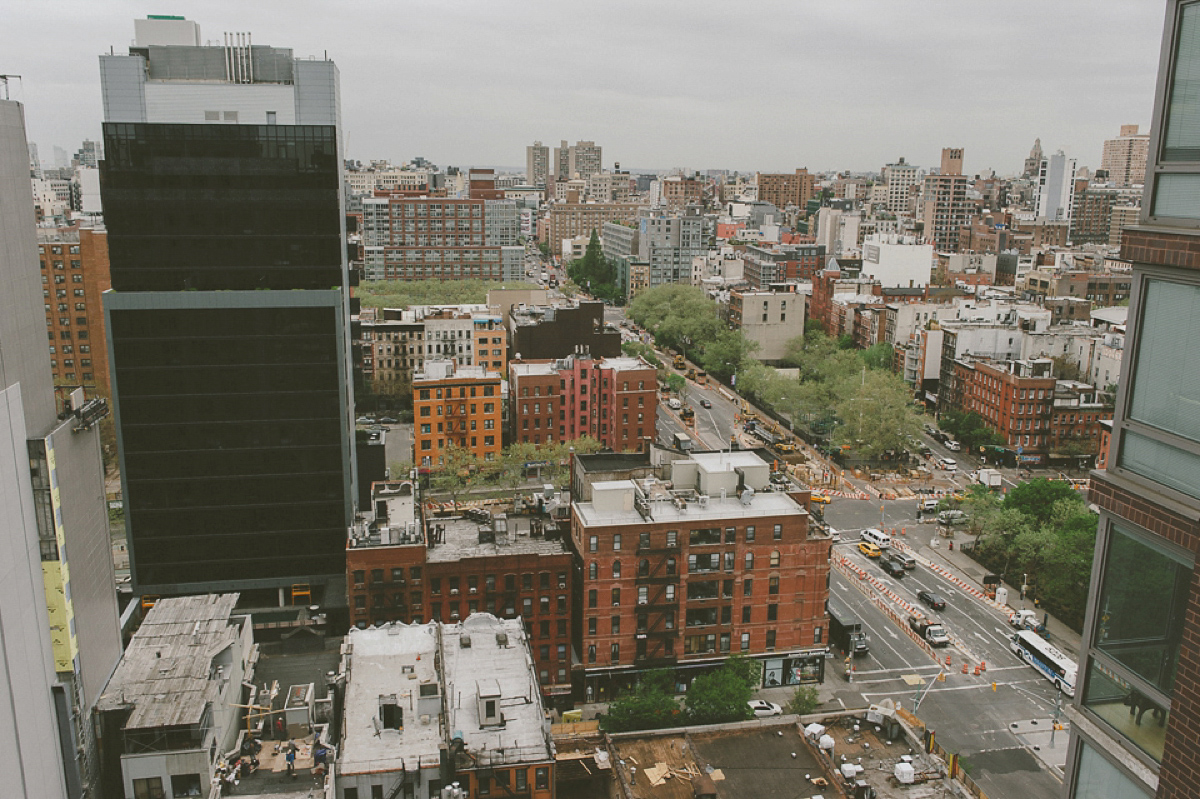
[5,0,1163,175]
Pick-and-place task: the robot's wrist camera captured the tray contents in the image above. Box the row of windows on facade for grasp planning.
[46,288,86,300]
[40,258,83,269]
[422,398,496,417]
[583,572,780,612]
[419,385,497,399]
[38,244,81,255]
[587,526,784,552]
[420,420,496,434]
[419,436,495,451]
[381,202,485,216]
[342,767,548,799]
[375,218,485,231]
[588,556,782,581]
[586,628,806,662]
[43,273,86,284]
[352,592,571,628]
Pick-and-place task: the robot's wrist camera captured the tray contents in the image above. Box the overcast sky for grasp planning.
[5,1,1167,176]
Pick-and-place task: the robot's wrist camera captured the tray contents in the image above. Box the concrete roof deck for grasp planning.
[339,624,442,776]
[442,615,553,769]
[574,487,803,528]
[426,515,570,563]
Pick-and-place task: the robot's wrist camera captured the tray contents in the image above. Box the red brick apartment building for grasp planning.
[570,449,831,702]
[508,354,657,451]
[951,358,1057,464]
[346,480,576,705]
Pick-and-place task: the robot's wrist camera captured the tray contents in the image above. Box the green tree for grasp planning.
[860,343,894,371]
[685,656,758,725]
[567,231,622,303]
[832,369,922,459]
[428,445,482,505]
[628,284,723,358]
[599,670,680,732]
[666,373,686,395]
[699,329,759,382]
[1003,478,1081,527]
[786,685,821,716]
[940,410,1005,451]
[621,340,661,368]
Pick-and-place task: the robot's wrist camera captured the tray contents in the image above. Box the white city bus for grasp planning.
[1010,630,1077,697]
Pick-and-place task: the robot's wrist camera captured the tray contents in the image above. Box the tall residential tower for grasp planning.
[1063,3,1200,798]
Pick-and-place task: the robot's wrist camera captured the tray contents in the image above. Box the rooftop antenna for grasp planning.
[0,75,22,101]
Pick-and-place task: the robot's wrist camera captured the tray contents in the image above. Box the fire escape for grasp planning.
[635,541,680,666]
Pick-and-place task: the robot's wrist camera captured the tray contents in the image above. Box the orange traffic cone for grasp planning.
[962,662,968,674]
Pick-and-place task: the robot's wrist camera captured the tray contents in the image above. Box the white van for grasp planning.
[920,498,941,513]
[938,457,957,471]
[860,528,892,550]
[667,397,682,410]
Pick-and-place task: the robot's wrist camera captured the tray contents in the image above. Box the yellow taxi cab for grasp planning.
[810,492,833,505]
[858,541,883,558]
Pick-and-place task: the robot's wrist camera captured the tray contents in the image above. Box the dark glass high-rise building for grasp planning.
[100,18,356,598]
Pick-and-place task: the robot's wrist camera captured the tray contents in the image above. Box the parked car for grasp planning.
[945,439,962,452]
[918,590,947,611]
[938,509,968,526]
[379,416,399,424]
[355,416,374,424]
[699,398,712,408]
[924,423,937,436]
[858,541,883,558]
[748,700,783,718]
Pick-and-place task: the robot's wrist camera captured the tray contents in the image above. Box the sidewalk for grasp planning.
[918,533,1083,656]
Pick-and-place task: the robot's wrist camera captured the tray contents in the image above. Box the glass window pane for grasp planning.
[1082,660,1168,763]
[1152,173,1200,218]
[1094,524,1190,693]
[1071,740,1152,798]
[1119,430,1200,500]
[1163,3,1200,161]
[1128,280,1200,439]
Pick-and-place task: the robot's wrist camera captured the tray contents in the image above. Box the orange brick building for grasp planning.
[38,224,111,396]
[413,361,503,469]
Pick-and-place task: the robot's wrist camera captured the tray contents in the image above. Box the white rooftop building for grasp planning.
[336,615,555,799]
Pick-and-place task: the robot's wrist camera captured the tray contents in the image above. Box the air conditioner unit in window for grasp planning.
[558,582,566,589]
[469,587,477,594]
[450,588,459,595]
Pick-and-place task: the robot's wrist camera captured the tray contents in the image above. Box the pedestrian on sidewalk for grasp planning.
[275,717,284,740]
[286,742,296,777]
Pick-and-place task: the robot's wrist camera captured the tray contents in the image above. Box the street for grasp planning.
[820,499,1072,799]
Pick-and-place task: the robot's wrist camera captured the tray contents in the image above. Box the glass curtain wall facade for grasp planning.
[103,123,355,595]
[1065,3,1200,797]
